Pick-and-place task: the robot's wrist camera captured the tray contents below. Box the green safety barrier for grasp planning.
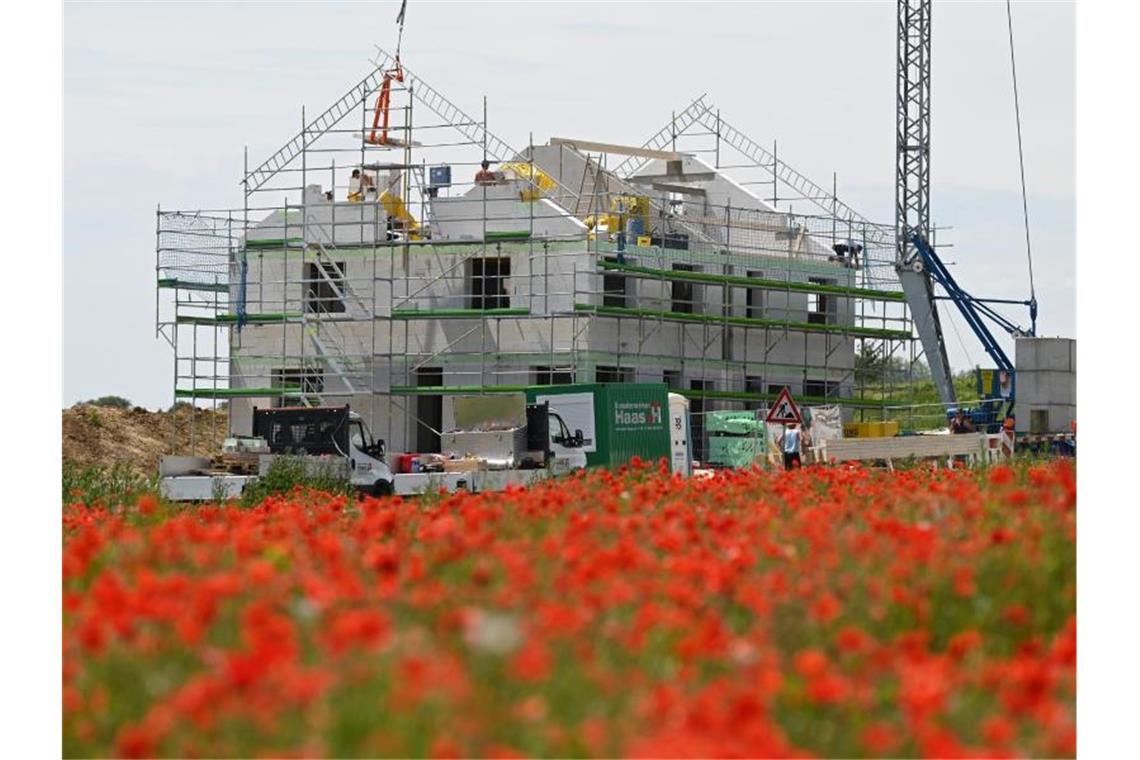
[574,303,912,340]
[675,386,889,409]
[175,312,302,325]
[597,259,906,301]
[389,385,530,396]
[244,237,305,249]
[390,307,531,319]
[158,278,230,293]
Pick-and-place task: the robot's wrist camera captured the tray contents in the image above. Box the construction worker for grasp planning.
[475,160,498,186]
[776,423,802,470]
[949,408,975,434]
[998,370,1013,399]
[348,169,364,202]
[1000,416,1016,459]
[830,239,862,269]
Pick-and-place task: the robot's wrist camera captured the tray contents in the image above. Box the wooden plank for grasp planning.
[645,181,707,196]
[819,434,986,463]
[549,137,689,161]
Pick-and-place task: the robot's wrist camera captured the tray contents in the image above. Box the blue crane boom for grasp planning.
[910,235,1033,375]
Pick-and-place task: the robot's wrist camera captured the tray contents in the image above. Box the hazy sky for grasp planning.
[63,0,1074,409]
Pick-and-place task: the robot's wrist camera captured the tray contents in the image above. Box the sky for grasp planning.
[63,0,1075,410]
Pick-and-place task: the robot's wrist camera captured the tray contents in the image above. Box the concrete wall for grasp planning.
[432,182,587,240]
[1014,337,1076,434]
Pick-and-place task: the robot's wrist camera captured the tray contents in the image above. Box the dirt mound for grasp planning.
[63,404,228,477]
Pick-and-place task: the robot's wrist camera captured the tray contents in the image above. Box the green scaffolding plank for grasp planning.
[232,239,585,262]
[220,312,303,323]
[389,385,529,396]
[597,259,906,301]
[176,312,303,326]
[175,386,300,399]
[390,307,531,319]
[594,241,871,279]
[244,237,305,249]
[485,230,532,241]
[574,303,912,340]
[675,387,889,410]
[158,278,230,293]
[387,384,891,409]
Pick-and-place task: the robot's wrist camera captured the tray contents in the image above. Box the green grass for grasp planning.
[62,462,157,507]
[239,455,354,507]
[855,373,984,430]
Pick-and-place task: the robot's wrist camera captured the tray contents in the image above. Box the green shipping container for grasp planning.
[525,383,670,469]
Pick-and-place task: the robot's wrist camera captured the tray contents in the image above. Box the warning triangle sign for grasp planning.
[765,387,802,424]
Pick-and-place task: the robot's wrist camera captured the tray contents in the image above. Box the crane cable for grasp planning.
[1005,0,1038,334]
[395,0,408,60]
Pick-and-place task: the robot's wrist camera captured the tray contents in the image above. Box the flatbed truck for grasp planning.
[160,384,694,501]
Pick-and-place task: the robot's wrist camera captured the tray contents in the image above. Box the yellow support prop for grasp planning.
[500,162,558,201]
[379,191,421,240]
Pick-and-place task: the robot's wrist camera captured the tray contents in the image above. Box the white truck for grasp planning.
[159,400,589,501]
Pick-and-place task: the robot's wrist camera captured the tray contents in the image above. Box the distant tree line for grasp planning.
[854,344,931,385]
[83,395,132,409]
[78,396,228,413]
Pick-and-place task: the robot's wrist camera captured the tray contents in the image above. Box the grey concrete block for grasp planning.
[1037,371,1076,406]
[1015,337,1037,369]
[1015,371,1037,401]
[1016,403,1076,434]
[1016,337,1077,372]
[1016,370,1076,407]
[1038,339,1074,372]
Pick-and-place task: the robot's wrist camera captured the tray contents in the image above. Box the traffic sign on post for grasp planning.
[765,387,802,425]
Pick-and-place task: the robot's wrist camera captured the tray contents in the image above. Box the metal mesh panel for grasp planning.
[157,212,237,285]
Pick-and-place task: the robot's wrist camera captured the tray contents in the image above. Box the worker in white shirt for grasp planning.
[348,169,375,202]
[776,422,802,470]
[348,169,363,202]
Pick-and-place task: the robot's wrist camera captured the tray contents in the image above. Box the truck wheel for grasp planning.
[373,479,394,498]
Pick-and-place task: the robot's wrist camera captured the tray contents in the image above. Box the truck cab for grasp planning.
[345,411,394,494]
[545,407,588,473]
[253,405,395,496]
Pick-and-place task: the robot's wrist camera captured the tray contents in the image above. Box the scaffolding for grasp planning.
[156,52,939,461]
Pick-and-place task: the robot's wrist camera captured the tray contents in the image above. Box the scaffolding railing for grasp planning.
[158,200,919,402]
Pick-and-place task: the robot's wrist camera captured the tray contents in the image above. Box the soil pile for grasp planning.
[63,404,228,477]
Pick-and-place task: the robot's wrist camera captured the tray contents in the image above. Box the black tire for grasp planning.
[372,479,394,498]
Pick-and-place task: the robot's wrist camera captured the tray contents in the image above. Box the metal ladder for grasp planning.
[372,46,518,162]
[305,317,371,398]
[688,108,892,246]
[614,98,891,247]
[301,214,377,398]
[609,94,712,178]
[372,46,589,210]
[243,66,396,194]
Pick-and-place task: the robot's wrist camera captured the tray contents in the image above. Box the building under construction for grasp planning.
[156,48,923,460]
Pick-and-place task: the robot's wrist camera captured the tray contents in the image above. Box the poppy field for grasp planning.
[62,459,1076,758]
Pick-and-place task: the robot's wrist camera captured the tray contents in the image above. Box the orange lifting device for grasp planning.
[367,0,410,147]
[367,59,405,147]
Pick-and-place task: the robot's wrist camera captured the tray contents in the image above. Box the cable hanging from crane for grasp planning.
[1005,0,1038,335]
[367,0,409,146]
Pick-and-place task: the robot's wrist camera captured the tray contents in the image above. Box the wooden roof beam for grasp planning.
[549,137,690,161]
